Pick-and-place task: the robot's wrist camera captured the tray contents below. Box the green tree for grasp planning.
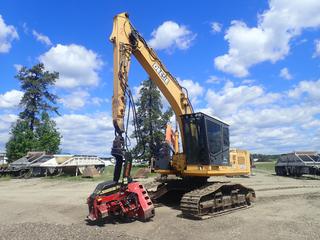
[17,63,59,131]
[6,120,38,161]
[132,78,173,162]
[36,112,61,154]
[6,63,61,162]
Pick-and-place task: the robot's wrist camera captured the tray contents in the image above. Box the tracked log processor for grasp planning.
[87,12,255,223]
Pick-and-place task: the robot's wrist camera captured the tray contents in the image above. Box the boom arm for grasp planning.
[110,12,193,138]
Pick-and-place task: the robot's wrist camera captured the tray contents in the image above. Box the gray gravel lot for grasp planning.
[0,171,319,240]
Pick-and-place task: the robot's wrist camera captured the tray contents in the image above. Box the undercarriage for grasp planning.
[148,178,256,219]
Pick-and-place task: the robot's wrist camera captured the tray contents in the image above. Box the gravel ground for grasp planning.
[0,223,143,240]
[0,171,319,240]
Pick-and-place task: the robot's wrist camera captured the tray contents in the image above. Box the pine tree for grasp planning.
[6,63,61,162]
[132,78,173,163]
[35,112,61,154]
[17,63,59,131]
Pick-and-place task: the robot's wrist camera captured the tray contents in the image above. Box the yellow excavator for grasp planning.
[87,13,255,223]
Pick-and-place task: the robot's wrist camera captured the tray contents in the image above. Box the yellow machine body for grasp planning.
[157,149,251,177]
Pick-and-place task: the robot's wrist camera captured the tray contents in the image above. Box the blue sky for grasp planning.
[1,0,320,155]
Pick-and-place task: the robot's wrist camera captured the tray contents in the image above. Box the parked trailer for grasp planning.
[36,154,106,176]
[275,151,320,177]
[8,152,46,177]
[7,152,106,177]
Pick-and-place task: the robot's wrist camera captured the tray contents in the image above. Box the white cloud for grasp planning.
[32,30,52,46]
[132,85,143,102]
[91,97,108,106]
[22,22,28,34]
[201,80,320,153]
[288,79,320,100]
[206,75,220,84]
[0,90,23,109]
[54,113,114,155]
[279,67,292,80]
[148,21,196,51]
[211,22,222,33]
[60,90,89,110]
[0,114,18,151]
[39,44,103,89]
[0,15,18,53]
[313,39,320,58]
[214,0,320,77]
[178,78,204,105]
[241,79,255,85]
[228,104,320,153]
[13,64,23,72]
[59,91,109,110]
[59,91,108,110]
[205,81,280,118]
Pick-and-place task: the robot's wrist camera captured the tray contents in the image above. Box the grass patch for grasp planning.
[254,161,276,173]
[44,174,90,182]
[0,175,12,181]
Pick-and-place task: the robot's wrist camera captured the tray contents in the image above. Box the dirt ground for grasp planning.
[0,170,320,240]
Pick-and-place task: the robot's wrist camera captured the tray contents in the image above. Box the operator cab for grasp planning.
[181,112,230,166]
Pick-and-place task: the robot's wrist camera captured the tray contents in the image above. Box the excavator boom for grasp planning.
[110,13,193,136]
